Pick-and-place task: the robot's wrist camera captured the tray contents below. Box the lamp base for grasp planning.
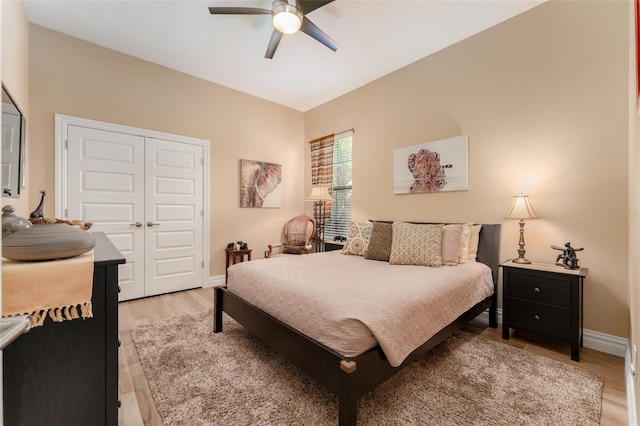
[512,257,532,264]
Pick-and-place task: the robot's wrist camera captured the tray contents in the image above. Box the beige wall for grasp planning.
[28,25,305,276]
[306,0,629,338]
[628,0,640,417]
[19,1,634,339]
[1,0,30,214]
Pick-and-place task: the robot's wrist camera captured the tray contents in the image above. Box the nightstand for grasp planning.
[501,261,588,361]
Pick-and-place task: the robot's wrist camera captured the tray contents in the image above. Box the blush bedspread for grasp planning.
[226,251,494,367]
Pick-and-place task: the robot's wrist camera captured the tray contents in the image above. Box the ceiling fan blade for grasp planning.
[300,17,338,52]
[265,30,283,59]
[208,7,271,15]
[296,0,334,15]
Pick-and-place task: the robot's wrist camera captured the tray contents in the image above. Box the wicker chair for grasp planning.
[266,214,316,258]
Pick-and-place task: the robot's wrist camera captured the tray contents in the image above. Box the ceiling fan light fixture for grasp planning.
[272,3,302,34]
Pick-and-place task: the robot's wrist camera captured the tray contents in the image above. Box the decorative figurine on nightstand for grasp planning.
[551,242,583,269]
[238,241,248,250]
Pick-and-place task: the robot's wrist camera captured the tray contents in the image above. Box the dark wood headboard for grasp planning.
[475,223,502,289]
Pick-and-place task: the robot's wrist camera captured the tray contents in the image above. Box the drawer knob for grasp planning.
[534,314,541,320]
[534,287,541,293]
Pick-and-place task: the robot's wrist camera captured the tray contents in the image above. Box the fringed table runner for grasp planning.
[2,250,95,327]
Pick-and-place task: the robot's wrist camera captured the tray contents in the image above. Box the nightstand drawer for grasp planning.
[508,299,571,337]
[507,272,571,308]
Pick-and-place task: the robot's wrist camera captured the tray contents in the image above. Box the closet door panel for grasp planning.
[144,137,204,297]
[66,125,145,300]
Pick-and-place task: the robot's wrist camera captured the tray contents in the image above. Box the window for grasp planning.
[324,131,352,240]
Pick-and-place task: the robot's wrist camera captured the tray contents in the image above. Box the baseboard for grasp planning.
[208,275,225,288]
[627,347,638,426]
[583,328,627,358]
[476,308,627,358]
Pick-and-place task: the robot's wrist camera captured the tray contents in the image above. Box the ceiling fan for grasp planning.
[208,0,339,59]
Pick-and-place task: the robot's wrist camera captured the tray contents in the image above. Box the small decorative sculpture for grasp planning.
[30,190,46,218]
[551,242,583,270]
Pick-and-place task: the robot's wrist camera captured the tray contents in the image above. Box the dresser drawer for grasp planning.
[506,272,571,308]
[507,299,571,338]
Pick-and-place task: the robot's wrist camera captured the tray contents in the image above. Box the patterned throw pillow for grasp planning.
[342,222,373,256]
[389,222,443,267]
[458,222,473,264]
[282,239,306,255]
[364,221,393,261]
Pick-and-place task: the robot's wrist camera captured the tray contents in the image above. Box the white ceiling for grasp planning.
[23,0,545,112]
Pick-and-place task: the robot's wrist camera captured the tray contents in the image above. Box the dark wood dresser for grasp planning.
[3,232,125,425]
[501,260,588,361]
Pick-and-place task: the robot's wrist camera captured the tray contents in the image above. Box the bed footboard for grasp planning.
[215,286,361,425]
[214,286,492,426]
[214,286,350,391]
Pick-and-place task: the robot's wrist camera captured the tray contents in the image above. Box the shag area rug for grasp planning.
[131,310,603,425]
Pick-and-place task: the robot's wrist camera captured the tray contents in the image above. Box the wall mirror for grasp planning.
[2,84,26,198]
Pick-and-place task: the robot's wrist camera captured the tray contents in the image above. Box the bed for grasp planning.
[214,222,501,425]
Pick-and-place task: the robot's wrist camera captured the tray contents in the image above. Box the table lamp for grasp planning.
[505,193,539,264]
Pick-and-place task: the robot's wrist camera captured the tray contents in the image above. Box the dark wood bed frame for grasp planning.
[214,223,501,425]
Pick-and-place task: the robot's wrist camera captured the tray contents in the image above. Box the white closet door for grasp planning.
[66,125,146,300]
[144,138,204,296]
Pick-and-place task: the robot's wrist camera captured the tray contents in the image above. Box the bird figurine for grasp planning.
[30,190,46,219]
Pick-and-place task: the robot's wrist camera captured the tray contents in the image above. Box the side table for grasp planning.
[225,248,252,283]
[501,260,588,361]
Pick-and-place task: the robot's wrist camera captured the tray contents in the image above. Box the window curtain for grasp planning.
[309,133,334,221]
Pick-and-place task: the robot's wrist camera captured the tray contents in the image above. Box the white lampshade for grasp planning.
[306,186,333,201]
[505,193,539,220]
[272,3,302,34]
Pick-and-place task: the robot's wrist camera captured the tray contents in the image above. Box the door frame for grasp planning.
[54,114,211,290]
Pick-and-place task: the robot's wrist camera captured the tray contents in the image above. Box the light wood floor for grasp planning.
[118,287,629,426]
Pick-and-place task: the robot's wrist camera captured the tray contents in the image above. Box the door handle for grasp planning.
[130,222,143,228]
[147,221,160,227]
